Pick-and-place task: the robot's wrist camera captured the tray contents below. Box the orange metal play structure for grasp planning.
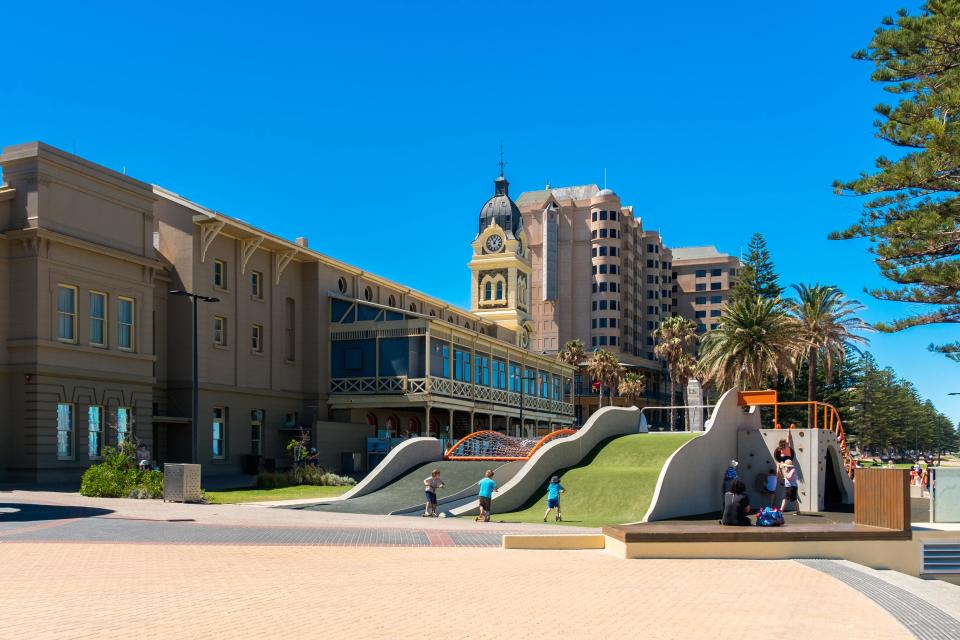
[738,390,855,478]
[444,429,577,461]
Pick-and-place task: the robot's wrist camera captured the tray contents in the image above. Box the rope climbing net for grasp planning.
[444,429,576,461]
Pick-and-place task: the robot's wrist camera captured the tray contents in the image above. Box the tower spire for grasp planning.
[498,139,505,178]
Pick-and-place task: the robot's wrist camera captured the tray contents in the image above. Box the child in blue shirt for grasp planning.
[543,475,566,522]
[475,470,497,522]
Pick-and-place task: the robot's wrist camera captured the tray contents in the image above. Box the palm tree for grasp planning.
[587,349,625,408]
[618,372,646,405]
[698,296,803,391]
[654,316,699,429]
[558,339,587,419]
[787,284,871,425]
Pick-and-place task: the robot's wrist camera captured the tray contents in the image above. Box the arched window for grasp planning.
[364,286,373,301]
[448,316,454,323]
[388,294,396,307]
[409,303,417,313]
[366,413,378,427]
[408,416,421,436]
[337,277,347,294]
[484,282,492,300]
[496,281,504,300]
[464,321,470,329]
[429,310,436,317]
[385,415,399,437]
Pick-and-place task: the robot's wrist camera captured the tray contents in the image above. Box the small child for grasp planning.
[764,468,778,507]
[476,470,497,522]
[543,476,565,522]
[422,469,444,517]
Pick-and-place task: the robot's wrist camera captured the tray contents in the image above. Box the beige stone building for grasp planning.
[0,143,573,482]
[670,245,740,339]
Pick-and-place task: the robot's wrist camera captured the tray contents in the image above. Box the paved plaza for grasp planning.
[2,491,959,639]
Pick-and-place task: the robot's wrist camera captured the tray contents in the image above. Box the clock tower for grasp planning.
[468,172,533,348]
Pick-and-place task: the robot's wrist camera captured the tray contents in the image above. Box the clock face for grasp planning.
[485,234,503,253]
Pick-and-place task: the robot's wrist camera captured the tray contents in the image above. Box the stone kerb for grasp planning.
[339,437,442,500]
[643,387,754,521]
[451,406,640,516]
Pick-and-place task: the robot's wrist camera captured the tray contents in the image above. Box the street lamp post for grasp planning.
[170,290,219,465]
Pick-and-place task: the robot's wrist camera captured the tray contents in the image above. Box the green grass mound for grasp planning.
[493,433,698,528]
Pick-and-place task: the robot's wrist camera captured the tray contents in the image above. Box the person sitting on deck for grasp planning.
[721,479,752,526]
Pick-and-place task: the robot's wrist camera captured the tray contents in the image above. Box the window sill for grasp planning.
[213,344,231,351]
[284,359,296,365]
[57,338,78,345]
[89,342,107,349]
[251,350,265,357]
[118,347,135,353]
[250,295,264,303]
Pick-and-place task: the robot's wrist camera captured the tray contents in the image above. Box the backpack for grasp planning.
[756,507,785,527]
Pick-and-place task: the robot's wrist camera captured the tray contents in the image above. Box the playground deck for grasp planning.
[603,520,913,543]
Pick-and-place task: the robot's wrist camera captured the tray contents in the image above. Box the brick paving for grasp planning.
[0,544,916,640]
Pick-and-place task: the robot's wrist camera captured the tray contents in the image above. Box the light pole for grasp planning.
[170,290,219,465]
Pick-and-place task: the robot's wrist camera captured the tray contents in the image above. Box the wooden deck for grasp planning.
[603,520,912,544]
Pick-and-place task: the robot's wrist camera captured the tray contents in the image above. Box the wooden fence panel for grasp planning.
[854,468,910,532]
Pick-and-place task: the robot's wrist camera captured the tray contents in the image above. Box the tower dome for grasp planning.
[478,175,522,238]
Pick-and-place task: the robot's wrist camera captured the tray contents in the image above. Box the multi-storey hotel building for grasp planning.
[671,246,740,337]
[0,143,573,482]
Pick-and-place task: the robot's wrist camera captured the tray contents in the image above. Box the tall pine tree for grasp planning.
[731,232,783,303]
[831,3,960,362]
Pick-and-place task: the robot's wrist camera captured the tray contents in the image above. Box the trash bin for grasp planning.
[163,463,202,503]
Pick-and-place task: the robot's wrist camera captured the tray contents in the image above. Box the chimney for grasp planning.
[295,237,308,248]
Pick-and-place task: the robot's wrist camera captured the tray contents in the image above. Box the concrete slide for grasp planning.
[299,459,522,515]
[450,405,642,517]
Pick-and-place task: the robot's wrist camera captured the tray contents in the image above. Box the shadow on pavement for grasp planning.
[0,503,113,522]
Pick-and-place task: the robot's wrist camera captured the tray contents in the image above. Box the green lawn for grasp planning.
[204,485,351,504]
[491,433,698,528]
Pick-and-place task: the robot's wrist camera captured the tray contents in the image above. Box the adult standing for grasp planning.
[780,460,800,515]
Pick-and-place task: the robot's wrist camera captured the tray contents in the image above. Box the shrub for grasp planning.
[79,443,163,499]
[255,468,356,489]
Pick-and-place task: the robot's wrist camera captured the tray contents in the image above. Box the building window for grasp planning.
[610,211,618,221]
[599,318,608,328]
[212,407,226,459]
[592,319,598,329]
[599,300,608,310]
[453,349,471,382]
[87,405,103,459]
[711,268,722,276]
[251,409,263,456]
[710,310,722,317]
[599,211,608,220]
[252,324,263,352]
[610,283,618,292]
[695,296,707,305]
[610,228,618,238]
[493,359,507,389]
[363,286,373,301]
[696,310,706,318]
[214,316,227,346]
[89,291,106,346]
[610,336,618,346]
[251,271,263,298]
[610,265,618,274]
[695,269,706,278]
[409,303,418,313]
[118,297,135,351]
[338,277,347,294]
[591,211,597,222]
[214,260,227,289]
[610,318,618,328]
[610,300,618,310]
[610,247,618,256]
[56,403,74,460]
[697,324,707,334]
[57,284,77,342]
[117,406,132,445]
[484,282,492,300]
[591,336,598,347]
[695,283,707,292]
[285,298,296,361]
[495,281,504,300]
[598,336,608,346]
[710,282,722,290]
[599,228,608,238]
[475,355,490,386]
[711,323,719,330]
[388,295,396,307]
[711,295,723,303]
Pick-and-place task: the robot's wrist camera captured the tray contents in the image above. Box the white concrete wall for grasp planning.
[451,405,641,516]
[339,437,442,499]
[643,387,758,521]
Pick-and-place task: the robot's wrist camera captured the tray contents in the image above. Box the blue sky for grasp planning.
[3,1,957,422]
